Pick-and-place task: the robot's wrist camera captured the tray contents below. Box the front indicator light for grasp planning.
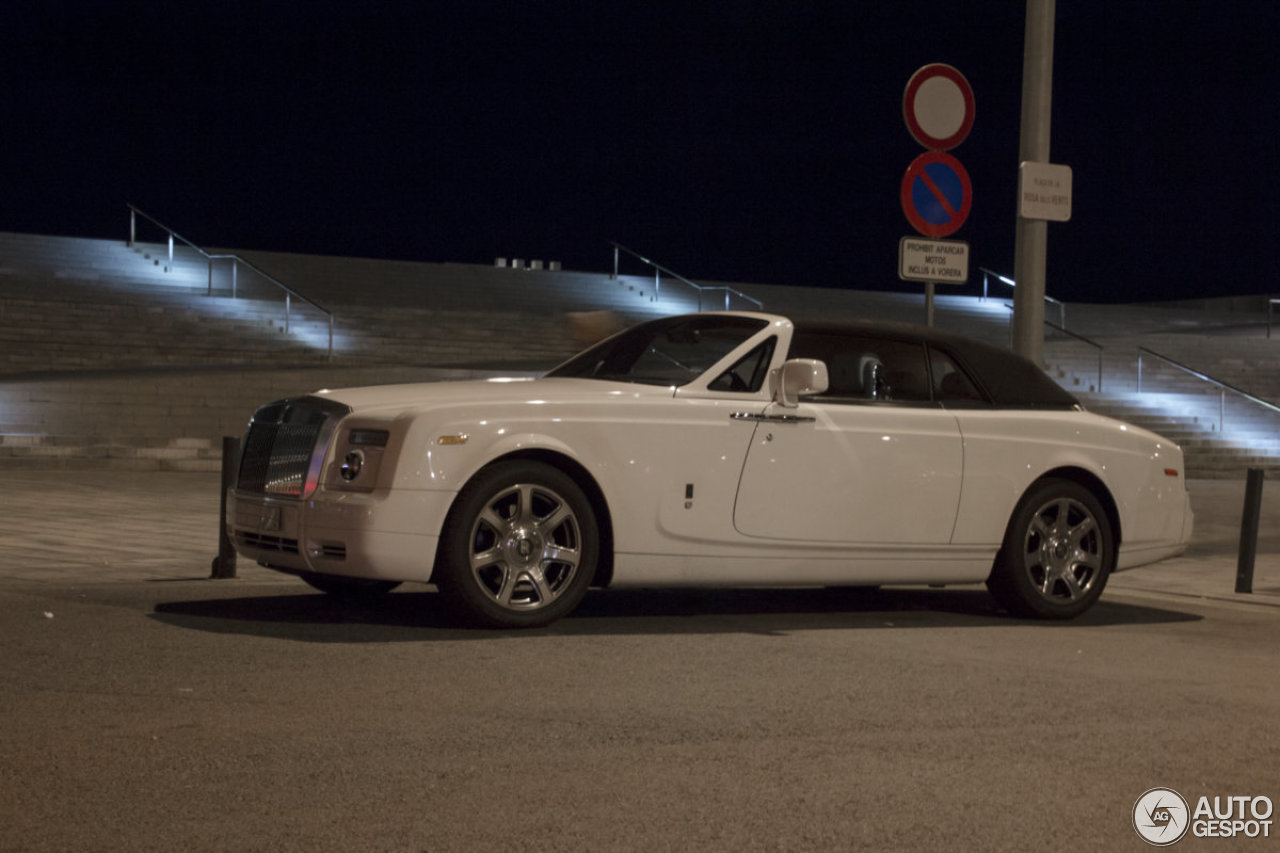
[437,434,469,446]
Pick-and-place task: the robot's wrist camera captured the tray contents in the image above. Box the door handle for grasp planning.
[730,412,816,424]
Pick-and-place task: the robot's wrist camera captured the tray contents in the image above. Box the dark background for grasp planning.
[3,1,1274,303]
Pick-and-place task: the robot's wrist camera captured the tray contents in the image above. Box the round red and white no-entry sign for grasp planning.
[903,63,974,151]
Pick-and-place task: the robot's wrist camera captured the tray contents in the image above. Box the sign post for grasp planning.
[1011,0,1057,365]
[901,64,975,325]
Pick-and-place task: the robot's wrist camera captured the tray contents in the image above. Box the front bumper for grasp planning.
[228,487,457,583]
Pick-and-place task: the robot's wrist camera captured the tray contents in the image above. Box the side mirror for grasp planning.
[774,358,829,408]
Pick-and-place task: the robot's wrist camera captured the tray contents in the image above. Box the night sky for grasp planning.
[4,1,1276,304]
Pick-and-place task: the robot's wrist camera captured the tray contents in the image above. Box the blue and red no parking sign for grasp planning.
[900,150,971,238]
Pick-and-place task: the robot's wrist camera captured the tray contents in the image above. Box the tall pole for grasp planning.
[1011,0,1056,364]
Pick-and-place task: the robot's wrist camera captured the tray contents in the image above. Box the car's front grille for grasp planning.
[237,397,349,498]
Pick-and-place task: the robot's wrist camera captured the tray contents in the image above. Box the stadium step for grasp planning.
[2,229,1276,474]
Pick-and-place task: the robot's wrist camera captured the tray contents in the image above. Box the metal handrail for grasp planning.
[1000,303,1104,391]
[610,241,763,311]
[1045,319,1104,392]
[1137,345,1280,432]
[980,267,1065,329]
[127,204,334,358]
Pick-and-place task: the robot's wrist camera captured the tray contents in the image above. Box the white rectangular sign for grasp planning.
[898,237,969,284]
[1019,161,1073,221]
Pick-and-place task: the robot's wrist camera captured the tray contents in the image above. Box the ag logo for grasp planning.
[1134,788,1191,846]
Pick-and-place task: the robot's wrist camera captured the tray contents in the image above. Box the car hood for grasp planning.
[312,376,673,417]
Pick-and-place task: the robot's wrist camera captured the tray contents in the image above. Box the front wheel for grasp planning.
[435,461,599,628]
[986,479,1114,619]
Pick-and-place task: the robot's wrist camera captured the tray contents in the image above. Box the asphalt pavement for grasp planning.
[3,471,1278,852]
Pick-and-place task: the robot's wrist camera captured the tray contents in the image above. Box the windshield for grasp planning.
[547,315,769,386]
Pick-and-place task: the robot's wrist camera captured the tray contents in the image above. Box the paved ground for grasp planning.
[2,473,1277,851]
[3,578,1276,852]
[2,471,1277,606]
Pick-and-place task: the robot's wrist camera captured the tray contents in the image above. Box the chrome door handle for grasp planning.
[730,412,816,424]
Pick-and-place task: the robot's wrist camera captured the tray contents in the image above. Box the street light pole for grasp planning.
[1011,0,1056,365]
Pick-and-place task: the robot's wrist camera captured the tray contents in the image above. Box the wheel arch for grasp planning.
[1024,465,1122,547]
[986,465,1120,619]
[431,448,615,588]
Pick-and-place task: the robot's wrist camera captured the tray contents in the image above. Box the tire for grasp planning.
[301,572,401,599]
[986,478,1114,620]
[435,461,600,628]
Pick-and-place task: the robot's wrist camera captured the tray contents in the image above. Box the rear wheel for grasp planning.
[436,461,599,628]
[987,479,1114,619]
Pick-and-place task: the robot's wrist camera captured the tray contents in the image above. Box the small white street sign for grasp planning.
[898,237,969,284]
[1019,161,1073,221]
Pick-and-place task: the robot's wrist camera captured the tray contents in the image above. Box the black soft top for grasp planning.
[792,319,1080,409]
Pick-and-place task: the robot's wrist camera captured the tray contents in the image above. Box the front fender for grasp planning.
[391,415,590,492]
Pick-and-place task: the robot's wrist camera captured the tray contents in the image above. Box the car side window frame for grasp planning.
[927,344,991,408]
[708,337,777,394]
[548,315,769,387]
[789,332,936,407]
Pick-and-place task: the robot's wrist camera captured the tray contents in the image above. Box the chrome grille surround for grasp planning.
[237,396,350,499]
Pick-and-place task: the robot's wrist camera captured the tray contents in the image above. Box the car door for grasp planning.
[733,333,964,545]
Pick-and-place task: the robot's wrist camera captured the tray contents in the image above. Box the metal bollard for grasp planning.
[210,436,240,579]
[1236,468,1265,594]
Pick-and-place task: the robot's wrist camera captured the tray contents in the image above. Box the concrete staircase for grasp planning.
[1075,391,1280,479]
[0,231,697,470]
[1043,324,1280,478]
[726,283,1017,347]
[3,229,1278,475]
[0,233,336,374]
[0,364,533,470]
[228,246,704,316]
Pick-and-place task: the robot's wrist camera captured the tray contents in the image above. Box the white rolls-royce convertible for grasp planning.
[229,312,1192,627]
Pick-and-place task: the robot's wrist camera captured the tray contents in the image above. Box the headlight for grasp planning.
[340,449,365,482]
[325,424,391,491]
